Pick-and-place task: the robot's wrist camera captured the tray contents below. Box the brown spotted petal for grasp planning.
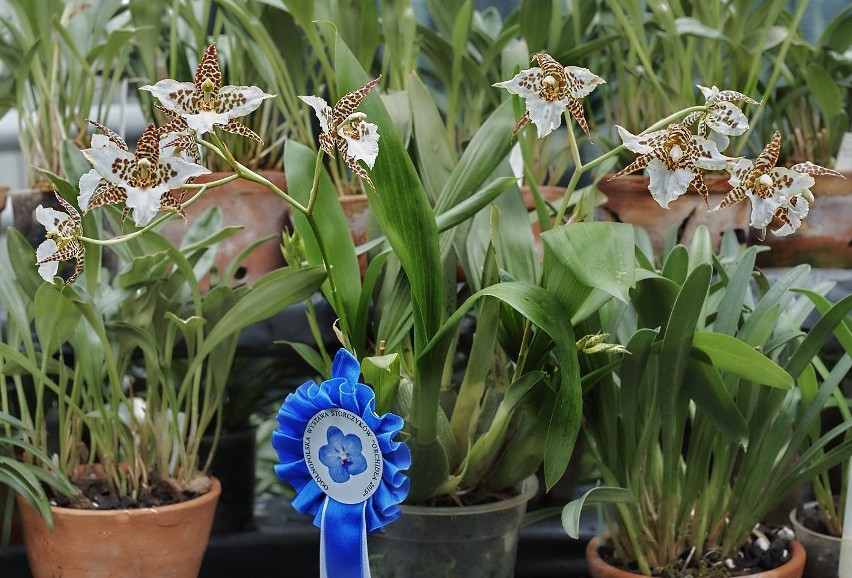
[791,161,845,179]
[713,158,754,210]
[195,43,223,98]
[217,119,264,144]
[88,120,129,150]
[689,85,758,151]
[333,77,381,124]
[768,194,810,237]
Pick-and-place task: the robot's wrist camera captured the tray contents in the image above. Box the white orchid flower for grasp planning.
[682,85,758,152]
[35,194,85,286]
[79,121,210,227]
[299,77,381,190]
[712,132,843,238]
[611,123,731,208]
[494,53,605,139]
[140,44,273,142]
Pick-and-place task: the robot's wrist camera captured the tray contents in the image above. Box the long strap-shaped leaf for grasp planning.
[334,32,447,499]
[422,282,581,493]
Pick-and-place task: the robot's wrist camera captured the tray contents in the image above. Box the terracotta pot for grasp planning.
[585,534,806,578]
[160,172,291,287]
[16,477,221,578]
[596,174,750,257]
[339,194,371,275]
[753,170,852,269]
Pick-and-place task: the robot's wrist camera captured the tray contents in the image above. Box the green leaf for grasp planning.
[435,98,516,215]
[459,371,544,488]
[785,294,852,379]
[541,222,636,319]
[561,487,636,539]
[335,31,447,499]
[362,353,401,415]
[284,140,361,340]
[191,266,326,370]
[683,359,749,443]
[794,289,852,357]
[423,282,581,491]
[660,263,711,403]
[661,244,689,285]
[33,283,80,356]
[5,229,43,302]
[408,73,456,201]
[691,332,793,389]
[804,64,843,119]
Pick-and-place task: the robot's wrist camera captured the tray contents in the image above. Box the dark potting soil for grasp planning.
[50,474,212,510]
[794,500,841,537]
[599,524,796,578]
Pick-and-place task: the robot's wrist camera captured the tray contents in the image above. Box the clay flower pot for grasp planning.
[597,174,749,257]
[16,477,221,578]
[585,534,806,578]
[159,171,291,287]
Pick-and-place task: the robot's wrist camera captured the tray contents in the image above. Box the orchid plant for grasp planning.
[490,50,852,576]
[6,43,327,504]
[12,17,844,534]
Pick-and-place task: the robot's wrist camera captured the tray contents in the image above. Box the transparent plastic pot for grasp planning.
[368,475,539,578]
[790,501,851,578]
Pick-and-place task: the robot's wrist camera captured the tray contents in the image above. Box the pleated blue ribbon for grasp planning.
[272,349,411,578]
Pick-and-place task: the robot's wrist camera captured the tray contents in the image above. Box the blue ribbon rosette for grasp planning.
[272,348,411,578]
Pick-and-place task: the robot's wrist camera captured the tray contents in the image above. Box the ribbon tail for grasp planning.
[320,497,371,578]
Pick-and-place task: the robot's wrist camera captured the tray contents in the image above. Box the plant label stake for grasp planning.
[841,458,852,578]
[272,349,411,577]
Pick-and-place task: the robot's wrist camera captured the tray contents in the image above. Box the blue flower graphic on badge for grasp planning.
[320,426,368,483]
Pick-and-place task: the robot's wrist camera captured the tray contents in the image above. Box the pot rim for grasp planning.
[789,500,849,544]
[585,533,806,577]
[16,476,221,519]
[398,474,539,517]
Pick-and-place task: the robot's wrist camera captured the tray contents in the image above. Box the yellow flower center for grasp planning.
[758,174,773,188]
[137,158,153,186]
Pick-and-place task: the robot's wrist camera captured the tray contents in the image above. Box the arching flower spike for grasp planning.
[35,194,85,286]
[711,132,835,238]
[611,123,731,208]
[79,122,210,227]
[682,85,758,152]
[300,78,381,191]
[493,52,605,139]
[140,44,273,141]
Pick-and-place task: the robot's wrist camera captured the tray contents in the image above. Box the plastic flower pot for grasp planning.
[367,475,538,578]
[790,501,852,578]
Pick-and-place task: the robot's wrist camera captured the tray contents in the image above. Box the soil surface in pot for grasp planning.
[599,525,796,577]
[413,485,519,508]
[793,501,840,536]
[50,473,212,510]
